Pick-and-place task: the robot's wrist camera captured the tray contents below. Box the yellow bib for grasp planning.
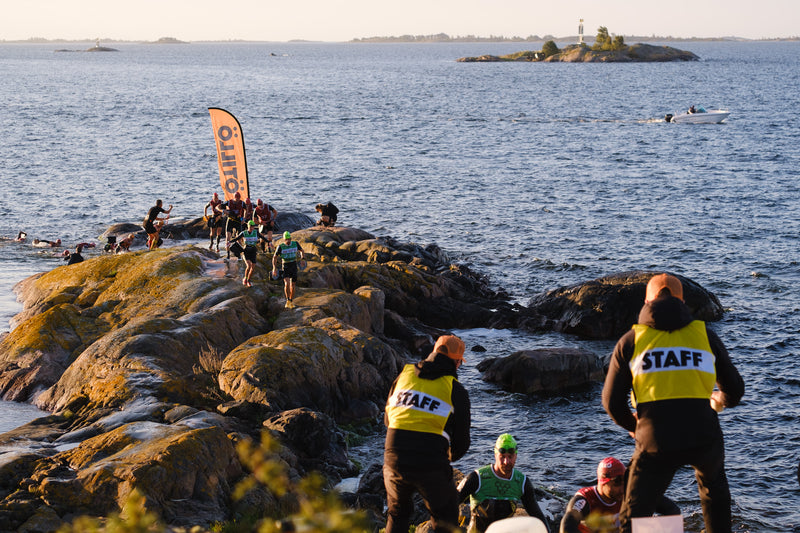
[386,364,455,438]
[630,321,716,405]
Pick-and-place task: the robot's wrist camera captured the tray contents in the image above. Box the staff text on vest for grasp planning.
[642,349,703,370]
[393,391,441,412]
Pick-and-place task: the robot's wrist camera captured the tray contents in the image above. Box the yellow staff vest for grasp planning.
[630,321,716,405]
[386,364,455,439]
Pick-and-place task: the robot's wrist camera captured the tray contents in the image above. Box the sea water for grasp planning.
[0,41,799,531]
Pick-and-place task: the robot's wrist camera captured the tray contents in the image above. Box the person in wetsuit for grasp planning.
[271,231,305,308]
[457,433,550,533]
[560,457,680,533]
[229,220,269,287]
[204,192,224,252]
[254,199,278,252]
[223,192,246,258]
[315,202,339,227]
[143,199,172,250]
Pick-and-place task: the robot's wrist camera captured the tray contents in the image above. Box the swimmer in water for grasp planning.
[32,238,61,248]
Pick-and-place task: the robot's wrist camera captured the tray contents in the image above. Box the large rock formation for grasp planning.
[0,225,726,530]
[0,225,512,530]
[518,270,723,339]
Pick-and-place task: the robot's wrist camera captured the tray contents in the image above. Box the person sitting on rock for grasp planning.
[315,202,339,227]
[457,433,551,533]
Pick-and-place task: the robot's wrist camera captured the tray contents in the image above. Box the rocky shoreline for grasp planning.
[0,218,723,531]
[458,43,699,63]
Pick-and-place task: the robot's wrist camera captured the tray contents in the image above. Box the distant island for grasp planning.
[457,27,701,63]
[458,43,698,63]
[350,32,799,43]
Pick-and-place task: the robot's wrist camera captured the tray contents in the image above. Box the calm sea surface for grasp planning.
[1,41,799,531]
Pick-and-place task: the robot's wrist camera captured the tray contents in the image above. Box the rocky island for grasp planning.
[458,42,698,62]
[0,217,723,531]
[458,26,699,63]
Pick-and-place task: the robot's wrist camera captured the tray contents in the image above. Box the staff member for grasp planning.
[602,273,744,533]
[384,335,471,533]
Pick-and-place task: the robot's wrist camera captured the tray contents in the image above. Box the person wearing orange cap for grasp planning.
[602,273,744,533]
[383,334,471,533]
[560,457,679,533]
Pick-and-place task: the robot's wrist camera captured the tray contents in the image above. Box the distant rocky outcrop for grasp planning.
[458,43,699,63]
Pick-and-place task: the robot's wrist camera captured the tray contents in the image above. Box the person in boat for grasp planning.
[254,199,278,252]
[143,199,172,250]
[229,220,269,287]
[315,202,339,227]
[602,273,744,533]
[204,192,224,252]
[271,231,306,308]
[457,433,550,533]
[383,335,470,533]
[559,457,680,533]
[688,105,696,114]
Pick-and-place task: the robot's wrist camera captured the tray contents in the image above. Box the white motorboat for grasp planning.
[665,107,730,124]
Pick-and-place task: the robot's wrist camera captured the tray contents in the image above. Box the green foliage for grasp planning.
[57,432,372,533]
[592,26,626,51]
[57,489,166,533]
[542,40,560,57]
[235,432,372,533]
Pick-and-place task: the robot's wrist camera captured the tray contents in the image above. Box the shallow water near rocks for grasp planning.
[1,41,799,531]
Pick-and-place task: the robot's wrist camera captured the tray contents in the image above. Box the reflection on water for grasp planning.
[0,400,47,435]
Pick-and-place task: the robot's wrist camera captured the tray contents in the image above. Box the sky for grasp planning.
[2,0,798,42]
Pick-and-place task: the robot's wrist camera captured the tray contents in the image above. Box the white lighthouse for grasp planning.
[578,19,584,44]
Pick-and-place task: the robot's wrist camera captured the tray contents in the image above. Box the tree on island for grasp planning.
[542,40,560,58]
[592,26,626,51]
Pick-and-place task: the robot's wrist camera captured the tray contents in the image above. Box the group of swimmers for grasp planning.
[10,231,97,265]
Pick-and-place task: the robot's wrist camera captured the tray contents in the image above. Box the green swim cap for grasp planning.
[248,220,256,227]
[283,231,291,239]
[495,433,517,452]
